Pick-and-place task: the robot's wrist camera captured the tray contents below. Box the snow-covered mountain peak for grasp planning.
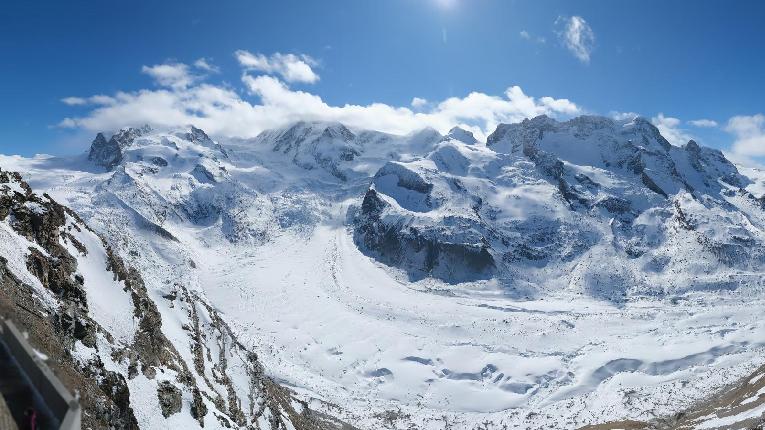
[406,126,443,144]
[445,126,478,145]
[257,120,355,145]
[246,121,361,180]
[88,125,151,169]
[178,125,214,145]
[87,125,228,172]
[485,114,747,200]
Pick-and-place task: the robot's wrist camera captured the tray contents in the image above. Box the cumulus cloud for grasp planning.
[141,63,196,89]
[556,16,595,63]
[652,113,693,146]
[61,97,87,106]
[411,97,428,109]
[193,58,220,73]
[235,51,319,84]
[726,114,765,159]
[58,55,581,141]
[138,59,218,89]
[520,30,530,40]
[688,118,718,128]
[539,96,579,114]
[61,95,116,106]
[88,95,117,105]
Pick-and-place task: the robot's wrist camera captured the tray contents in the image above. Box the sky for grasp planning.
[1,0,764,164]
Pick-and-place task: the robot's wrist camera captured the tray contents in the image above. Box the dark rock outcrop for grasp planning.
[190,387,208,425]
[157,381,182,418]
[354,188,496,283]
[88,126,151,169]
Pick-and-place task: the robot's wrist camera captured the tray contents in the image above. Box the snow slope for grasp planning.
[3,117,765,429]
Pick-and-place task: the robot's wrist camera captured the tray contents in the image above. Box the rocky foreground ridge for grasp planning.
[0,169,351,429]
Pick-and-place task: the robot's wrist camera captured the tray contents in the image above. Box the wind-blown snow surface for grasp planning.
[4,117,765,429]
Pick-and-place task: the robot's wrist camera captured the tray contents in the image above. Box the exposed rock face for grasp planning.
[103,246,183,378]
[190,387,208,425]
[88,132,120,168]
[354,188,496,282]
[88,126,151,169]
[157,381,182,418]
[0,168,138,428]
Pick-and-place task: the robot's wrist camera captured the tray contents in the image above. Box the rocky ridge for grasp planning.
[0,168,351,429]
[353,115,765,300]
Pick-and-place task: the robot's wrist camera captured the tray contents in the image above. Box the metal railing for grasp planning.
[0,318,81,430]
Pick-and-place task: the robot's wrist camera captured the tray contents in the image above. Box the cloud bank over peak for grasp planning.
[58,51,581,141]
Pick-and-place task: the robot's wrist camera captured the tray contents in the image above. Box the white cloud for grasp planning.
[58,118,78,127]
[520,30,531,40]
[411,97,428,108]
[58,56,581,142]
[235,51,319,84]
[556,16,595,63]
[61,97,87,106]
[688,118,718,128]
[652,113,693,146]
[193,58,220,73]
[60,95,116,106]
[141,63,195,89]
[726,114,765,159]
[539,96,579,115]
[88,95,117,105]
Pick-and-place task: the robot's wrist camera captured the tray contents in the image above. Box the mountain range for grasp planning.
[2,115,765,429]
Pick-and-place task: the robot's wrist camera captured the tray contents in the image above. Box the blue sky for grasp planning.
[1,0,764,162]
